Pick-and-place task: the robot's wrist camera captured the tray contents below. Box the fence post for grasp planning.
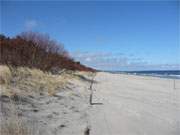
[89,73,96,105]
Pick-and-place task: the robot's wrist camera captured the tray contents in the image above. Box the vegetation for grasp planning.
[0,32,95,72]
[0,65,94,135]
[0,32,95,135]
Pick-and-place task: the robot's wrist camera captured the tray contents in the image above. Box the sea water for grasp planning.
[110,70,180,79]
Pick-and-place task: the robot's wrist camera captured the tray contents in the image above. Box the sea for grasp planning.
[109,70,180,79]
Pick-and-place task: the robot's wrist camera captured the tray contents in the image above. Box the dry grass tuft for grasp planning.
[0,98,40,135]
[0,65,68,97]
[0,66,94,135]
[0,65,12,85]
[1,116,39,135]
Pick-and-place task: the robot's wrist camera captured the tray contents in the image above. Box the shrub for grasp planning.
[0,32,95,72]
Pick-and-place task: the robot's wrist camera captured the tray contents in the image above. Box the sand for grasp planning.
[89,72,180,135]
[1,71,180,135]
[0,69,92,135]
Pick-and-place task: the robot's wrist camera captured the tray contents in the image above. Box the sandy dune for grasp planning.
[0,67,93,135]
[1,70,180,135]
[89,72,180,135]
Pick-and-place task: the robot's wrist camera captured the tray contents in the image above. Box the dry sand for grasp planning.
[0,67,93,135]
[89,72,180,135]
[1,70,180,135]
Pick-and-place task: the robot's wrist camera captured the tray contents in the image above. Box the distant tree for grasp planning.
[19,31,68,56]
[76,61,80,65]
[0,34,6,40]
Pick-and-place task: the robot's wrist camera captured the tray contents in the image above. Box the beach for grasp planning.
[1,69,180,135]
[2,1,179,135]
[89,72,180,135]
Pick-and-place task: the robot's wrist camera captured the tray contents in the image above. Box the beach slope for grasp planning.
[89,72,180,135]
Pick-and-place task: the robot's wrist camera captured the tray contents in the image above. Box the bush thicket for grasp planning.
[0,32,95,72]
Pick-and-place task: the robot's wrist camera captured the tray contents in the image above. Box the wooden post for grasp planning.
[89,73,96,105]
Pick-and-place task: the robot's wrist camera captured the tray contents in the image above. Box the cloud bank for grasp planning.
[71,51,180,71]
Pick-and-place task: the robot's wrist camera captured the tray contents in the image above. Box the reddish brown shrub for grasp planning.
[0,32,95,72]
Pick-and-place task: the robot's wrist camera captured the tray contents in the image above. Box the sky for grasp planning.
[1,0,180,71]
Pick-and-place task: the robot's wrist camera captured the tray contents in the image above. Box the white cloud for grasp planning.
[71,51,180,71]
[25,19,38,30]
[85,57,92,62]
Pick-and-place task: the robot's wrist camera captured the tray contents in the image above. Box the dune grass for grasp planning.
[0,65,95,135]
[0,65,68,97]
[0,66,65,135]
[0,97,40,135]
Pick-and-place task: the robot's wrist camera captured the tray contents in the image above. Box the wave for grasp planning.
[109,70,180,79]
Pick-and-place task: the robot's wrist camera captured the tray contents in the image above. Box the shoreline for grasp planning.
[103,71,180,80]
[89,72,180,135]
[1,68,180,135]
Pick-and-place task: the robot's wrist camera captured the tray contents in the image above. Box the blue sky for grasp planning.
[1,0,179,70]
